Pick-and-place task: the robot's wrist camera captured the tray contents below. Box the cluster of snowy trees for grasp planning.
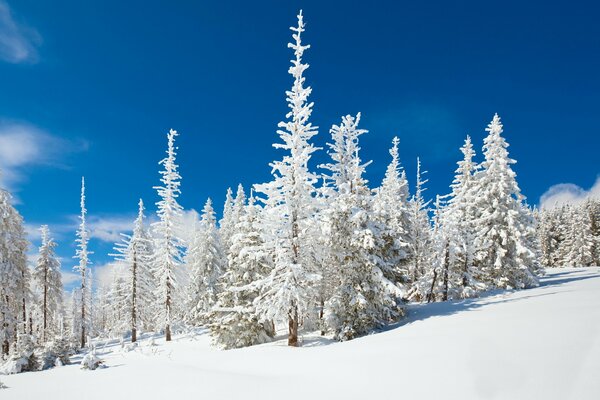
[538,199,600,268]
[0,11,594,368]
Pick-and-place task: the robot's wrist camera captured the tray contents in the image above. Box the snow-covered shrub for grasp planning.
[2,333,39,374]
[0,379,7,389]
[80,351,104,370]
[38,337,72,370]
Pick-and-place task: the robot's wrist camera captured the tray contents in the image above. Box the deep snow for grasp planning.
[2,268,599,400]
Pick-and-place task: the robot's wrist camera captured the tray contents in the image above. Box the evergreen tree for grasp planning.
[0,180,29,357]
[73,177,92,348]
[372,137,411,285]
[320,114,401,340]
[253,10,321,347]
[209,196,274,349]
[562,205,595,267]
[219,187,235,252]
[153,129,185,341]
[406,158,433,300]
[472,114,538,289]
[185,198,224,324]
[33,225,63,342]
[111,199,155,342]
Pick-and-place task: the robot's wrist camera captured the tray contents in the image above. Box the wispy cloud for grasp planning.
[0,0,40,64]
[0,120,89,192]
[540,176,600,210]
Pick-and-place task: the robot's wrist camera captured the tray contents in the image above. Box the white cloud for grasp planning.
[60,270,80,287]
[87,215,135,243]
[0,120,89,192]
[92,262,120,291]
[0,0,40,64]
[540,176,600,210]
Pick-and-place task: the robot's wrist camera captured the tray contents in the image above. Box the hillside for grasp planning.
[2,268,599,400]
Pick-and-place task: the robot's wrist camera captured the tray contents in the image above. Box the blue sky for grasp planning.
[0,0,598,287]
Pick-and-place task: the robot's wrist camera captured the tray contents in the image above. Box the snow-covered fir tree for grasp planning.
[406,158,433,301]
[443,136,485,297]
[209,195,274,349]
[111,199,155,342]
[153,128,185,341]
[561,204,595,267]
[185,198,224,324]
[33,225,63,342]
[472,114,539,289]
[253,10,321,347]
[0,180,29,357]
[73,177,92,348]
[219,187,235,252]
[320,113,402,340]
[372,137,411,286]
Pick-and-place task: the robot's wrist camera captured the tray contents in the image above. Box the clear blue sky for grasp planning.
[0,0,598,285]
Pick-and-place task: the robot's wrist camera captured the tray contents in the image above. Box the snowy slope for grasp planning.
[2,268,599,400]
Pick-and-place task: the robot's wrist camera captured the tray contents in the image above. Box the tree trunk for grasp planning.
[288,304,299,347]
[43,265,48,342]
[442,242,450,301]
[427,270,438,303]
[131,250,137,343]
[165,279,172,342]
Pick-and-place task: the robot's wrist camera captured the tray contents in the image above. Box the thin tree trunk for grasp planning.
[427,270,438,303]
[165,279,172,342]
[43,265,48,342]
[288,303,299,347]
[442,242,450,301]
[131,250,137,343]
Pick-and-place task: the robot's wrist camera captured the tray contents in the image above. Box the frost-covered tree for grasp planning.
[185,198,224,324]
[561,205,595,267]
[253,10,321,347]
[219,187,235,251]
[33,225,63,342]
[584,199,600,266]
[0,180,29,356]
[153,129,185,341]
[73,177,92,348]
[209,196,274,349]
[472,114,539,289]
[406,158,433,300]
[320,114,401,340]
[443,136,485,297]
[372,137,411,285]
[111,200,155,342]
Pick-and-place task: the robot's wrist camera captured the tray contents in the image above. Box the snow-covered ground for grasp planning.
[2,268,599,400]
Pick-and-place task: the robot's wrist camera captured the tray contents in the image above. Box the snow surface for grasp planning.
[2,268,599,399]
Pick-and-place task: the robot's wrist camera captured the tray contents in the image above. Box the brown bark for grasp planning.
[288,304,299,347]
[442,242,450,301]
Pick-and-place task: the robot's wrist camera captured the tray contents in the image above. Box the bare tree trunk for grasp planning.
[427,270,438,303]
[43,265,48,342]
[442,242,450,301]
[165,279,172,342]
[131,251,137,343]
[288,303,299,347]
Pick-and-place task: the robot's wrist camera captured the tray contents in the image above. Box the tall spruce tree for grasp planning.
[153,129,184,341]
[73,177,92,348]
[33,225,63,342]
[472,114,539,289]
[254,11,321,347]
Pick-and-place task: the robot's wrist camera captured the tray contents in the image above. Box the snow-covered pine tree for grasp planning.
[111,199,155,342]
[561,204,595,267]
[185,198,224,324]
[209,195,274,349]
[153,128,185,341]
[73,177,92,348]
[472,114,539,289]
[33,225,63,343]
[219,187,235,252]
[406,158,433,301]
[320,113,401,340]
[253,10,321,347]
[372,137,411,286]
[444,136,485,297]
[0,179,29,357]
[583,199,600,266]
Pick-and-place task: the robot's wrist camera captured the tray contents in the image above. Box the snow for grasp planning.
[2,268,599,399]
